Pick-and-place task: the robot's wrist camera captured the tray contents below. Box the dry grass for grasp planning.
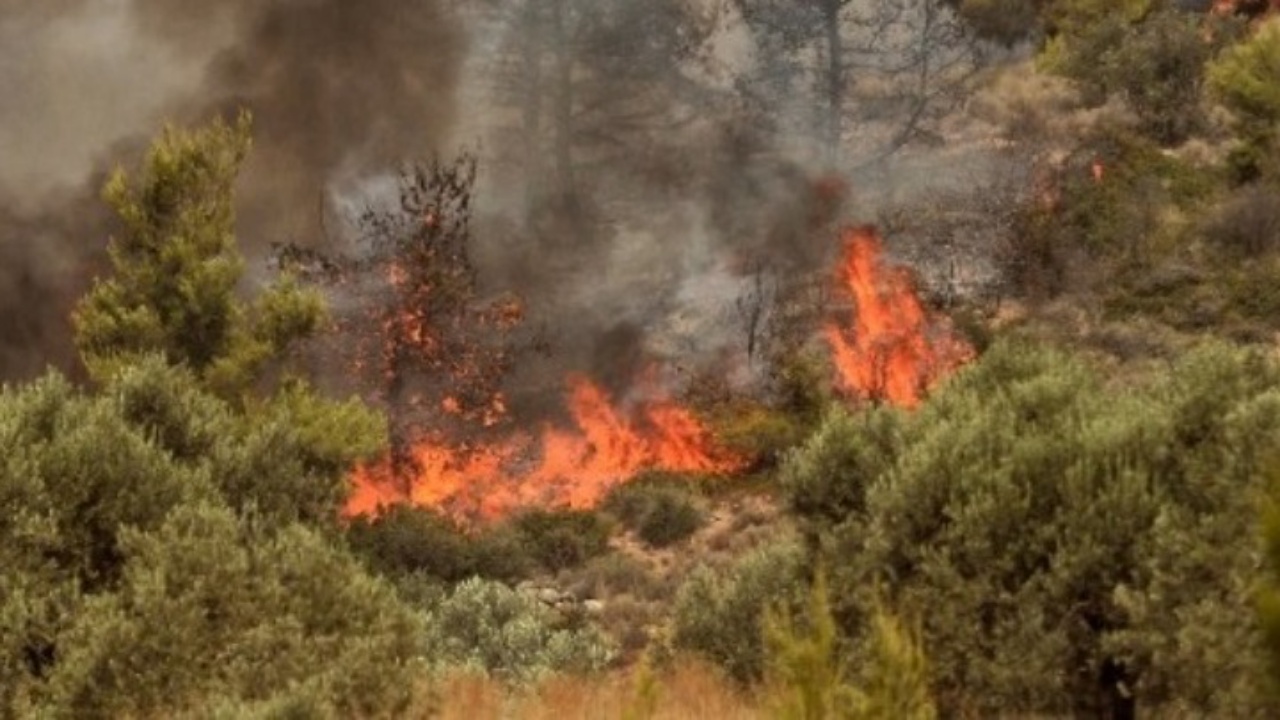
[417,659,761,720]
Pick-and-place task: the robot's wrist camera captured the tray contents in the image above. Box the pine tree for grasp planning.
[73,113,326,399]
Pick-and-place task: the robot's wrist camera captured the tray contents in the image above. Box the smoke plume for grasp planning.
[0,0,464,381]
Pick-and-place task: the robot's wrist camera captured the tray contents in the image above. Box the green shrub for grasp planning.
[511,508,613,572]
[422,577,616,683]
[604,481,706,548]
[42,503,422,718]
[1050,9,1212,145]
[346,505,532,584]
[708,400,811,468]
[1209,17,1280,180]
[576,553,661,601]
[784,340,1280,716]
[671,540,806,685]
[762,574,937,720]
[1201,183,1280,258]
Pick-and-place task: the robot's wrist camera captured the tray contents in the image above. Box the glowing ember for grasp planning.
[824,225,973,408]
[345,375,741,521]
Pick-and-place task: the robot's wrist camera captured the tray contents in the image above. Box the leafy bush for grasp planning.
[0,360,405,718]
[604,480,706,548]
[762,574,937,720]
[1202,183,1280,257]
[511,508,613,573]
[422,577,616,683]
[346,504,531,584]
[709,400,812,469]
[671,541,806,685]
[41,503,422,718]
[1210,16,1280,180]
[576,552,661,601]
[784,339,1280,716]
[1048,9,1214,145]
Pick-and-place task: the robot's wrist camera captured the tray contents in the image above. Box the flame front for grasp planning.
[346,375,741,521]
[824,225,973,408]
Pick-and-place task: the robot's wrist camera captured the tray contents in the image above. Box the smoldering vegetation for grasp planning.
[1,0,1013,416]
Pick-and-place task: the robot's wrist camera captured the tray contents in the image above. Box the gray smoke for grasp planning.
[0,0,465,382]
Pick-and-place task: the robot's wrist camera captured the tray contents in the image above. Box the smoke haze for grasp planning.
[1,0,1004,418]
[0,0,464,381]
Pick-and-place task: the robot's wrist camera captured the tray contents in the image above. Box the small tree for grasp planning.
[763,574,937,720]
[1209,16,1280,179]
[280,155,535,483]
[74,113,326,399]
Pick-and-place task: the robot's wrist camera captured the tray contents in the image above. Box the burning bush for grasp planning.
[824,226,974,408]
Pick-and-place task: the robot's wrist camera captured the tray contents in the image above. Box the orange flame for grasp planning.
[345,375,741,521]
[824,226,973,408]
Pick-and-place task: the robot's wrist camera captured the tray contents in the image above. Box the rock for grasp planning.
[537,588,562,605]
[583,599,606,615]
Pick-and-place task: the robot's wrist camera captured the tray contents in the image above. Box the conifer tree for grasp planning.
[73,112,326,399]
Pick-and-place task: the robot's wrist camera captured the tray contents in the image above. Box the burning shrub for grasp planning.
[603,477,707,549]
[421,577,616,683]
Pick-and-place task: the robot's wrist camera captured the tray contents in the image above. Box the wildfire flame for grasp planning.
[345,375,742,521]
[824,225,973,408]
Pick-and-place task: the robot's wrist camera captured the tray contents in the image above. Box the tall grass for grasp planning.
[422,658,760,719]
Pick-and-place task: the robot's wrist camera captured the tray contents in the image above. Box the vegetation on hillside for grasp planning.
[9,2,1280,718]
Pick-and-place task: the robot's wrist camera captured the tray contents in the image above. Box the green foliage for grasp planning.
[763,572,856,720]
[781,406,901,547]
[1260,459,1280,693]
[511,508,613,573]
[421,577,616,683]
[763,574,936,720]
[709,400,812,469]
[42,503,421,718]
[1210,17,1280,179]
[1048,8,1213,145]
[346,504,532,584]
[847,602,937,720]
[671,540,806,685]
[1202,182,1280,257]
[784,339,1280,716]
[73,113,326,399]
[604,479,706,548]
[621,659,662,720]
[0,359,398,718]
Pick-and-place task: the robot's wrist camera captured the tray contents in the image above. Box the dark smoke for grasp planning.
[138,0,463,252]
[0,0,464,382]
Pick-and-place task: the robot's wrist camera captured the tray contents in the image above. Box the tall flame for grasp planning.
[345,375,741,521]
[824,225,973,408]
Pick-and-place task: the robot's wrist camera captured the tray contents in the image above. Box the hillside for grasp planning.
[6,2,1280,718]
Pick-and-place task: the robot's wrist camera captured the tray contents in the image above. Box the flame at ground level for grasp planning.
[825,225,973,408]
[345,375,743,521]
